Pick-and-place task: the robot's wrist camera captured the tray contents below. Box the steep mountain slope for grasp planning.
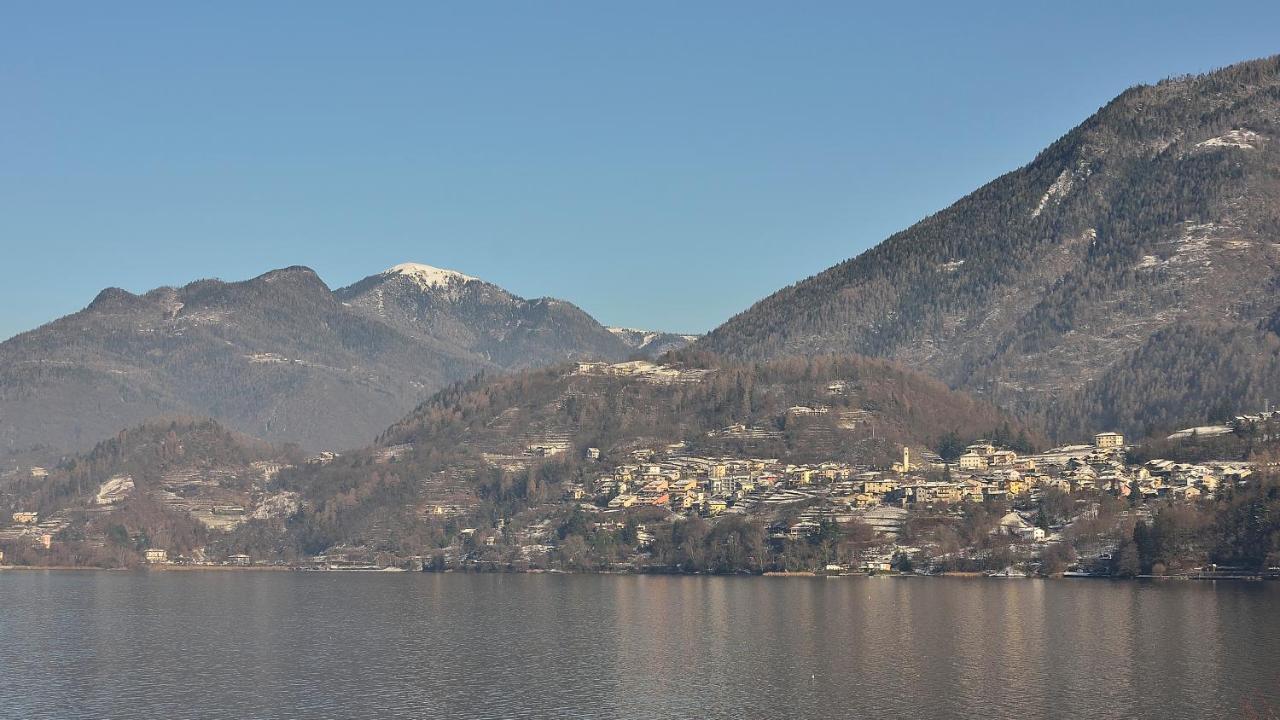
[335,263,635,368]
[0,267,480,453]
[698,56,1280,439]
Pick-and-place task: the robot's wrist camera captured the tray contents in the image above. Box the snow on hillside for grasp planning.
[606,327,699,357]
[1166,425,1234,440]
[1030,161,1091,219]
[385,263,478,291]
[1196,129,1263,150]
[607,327,659,347]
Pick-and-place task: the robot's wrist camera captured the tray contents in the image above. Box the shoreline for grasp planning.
[0,564,291,572]
[3,564,1274,582]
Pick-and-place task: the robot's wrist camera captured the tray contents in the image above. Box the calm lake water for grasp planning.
[2,571,1279,719]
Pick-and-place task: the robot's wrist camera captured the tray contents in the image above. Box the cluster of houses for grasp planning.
[572,429,1254,543]
[0,457,301,561]
[0,509,68,552]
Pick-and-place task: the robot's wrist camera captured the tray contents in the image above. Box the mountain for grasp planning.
[334,263,635,368]
[606,327,700,358]
[0,266,478,454]
[0,263,679,455]
[698,56,1280,440]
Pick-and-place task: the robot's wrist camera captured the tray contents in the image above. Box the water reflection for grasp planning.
[2,572,1278,719]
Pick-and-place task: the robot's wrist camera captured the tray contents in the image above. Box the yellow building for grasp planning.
[851,493,879,508]
[608,494,637,509]
[1094,432,1125,449]
[670,478,699,492]
[957,452,988,471]
[862,478,898,495]
[990,450,1018,467]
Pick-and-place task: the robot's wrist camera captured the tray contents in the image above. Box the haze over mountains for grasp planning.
[0,263,691,455]
[699,56,1280,440]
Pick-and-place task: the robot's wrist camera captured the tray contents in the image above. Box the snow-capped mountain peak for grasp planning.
[384,263,478,291]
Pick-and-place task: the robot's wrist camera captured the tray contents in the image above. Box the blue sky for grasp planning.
[2,2,1278,340]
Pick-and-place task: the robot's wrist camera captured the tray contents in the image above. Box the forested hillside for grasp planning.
[0,418,295,567]
[1,354,1032,566]
[698,56,1280,440]
[282,352,1030,556]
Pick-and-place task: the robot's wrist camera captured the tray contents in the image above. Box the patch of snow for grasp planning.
[573,360,711,384]
[1031,162,1091,219]
[607,327,667,348]
[250,491,301,520]
[384,263,478,291]
[95,475,134,506]
[1166,425,1234,440]
[1165,221,1247,265]
[1197,129,1262,150]
[1135,255,1160,270]
[939,259,965,273]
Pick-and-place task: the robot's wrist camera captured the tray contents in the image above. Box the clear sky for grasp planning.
[2,2,1278,340]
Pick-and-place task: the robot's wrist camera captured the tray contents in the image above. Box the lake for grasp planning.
[2,571,1278,719]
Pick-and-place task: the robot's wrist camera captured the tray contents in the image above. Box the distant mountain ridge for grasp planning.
[698,55,1280,440]
[606,327,701,358]
[0,262,693,455]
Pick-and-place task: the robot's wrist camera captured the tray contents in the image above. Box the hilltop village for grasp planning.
[472,423,1261,577]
